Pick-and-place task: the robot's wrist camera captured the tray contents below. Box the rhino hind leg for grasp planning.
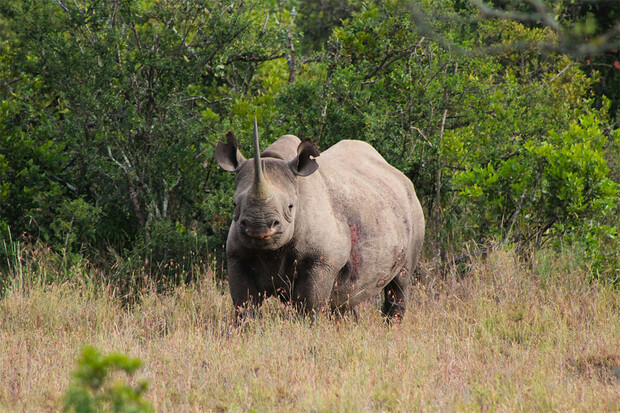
[381,267,410,322]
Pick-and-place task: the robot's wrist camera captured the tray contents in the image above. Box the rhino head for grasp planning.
[214,118,320,250]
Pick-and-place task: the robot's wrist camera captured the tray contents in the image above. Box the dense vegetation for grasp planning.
[1,2,619,410]
[1,0,619,290]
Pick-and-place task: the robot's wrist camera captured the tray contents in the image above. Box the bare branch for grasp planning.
[527,0,561,34]
[471,0,549,26]
[364,37,425,81]
[180,96,232,104]
[503,187,528,244]
[225,52,286,65]
[405,1,620,58]
[434,108,449,261]
[410,126,433,148]
[544,62,576,85]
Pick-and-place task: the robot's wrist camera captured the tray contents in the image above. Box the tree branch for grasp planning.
[180,96,232,104]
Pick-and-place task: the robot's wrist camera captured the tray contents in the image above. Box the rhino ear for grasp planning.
[289,138,320,177]
[215,131,246,172]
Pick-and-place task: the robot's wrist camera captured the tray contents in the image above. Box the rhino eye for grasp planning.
[288,203,294,209]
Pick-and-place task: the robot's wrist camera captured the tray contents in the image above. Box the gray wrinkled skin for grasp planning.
[215,129,424,321]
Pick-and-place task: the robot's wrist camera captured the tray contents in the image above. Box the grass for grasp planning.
[1,247,619,412]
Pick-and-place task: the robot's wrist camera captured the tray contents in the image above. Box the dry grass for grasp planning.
[1,248,619,412]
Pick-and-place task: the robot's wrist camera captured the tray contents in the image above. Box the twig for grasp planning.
[410,125,433,148]
[434,108,448,261]
[545,62,575,85]
[503,188,528,244]
[363,39,424,81]
[180,96,232,104]
[450,248,489,265]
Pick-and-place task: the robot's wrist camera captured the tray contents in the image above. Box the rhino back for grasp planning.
[317,140,421,227]
[260,135,301,161]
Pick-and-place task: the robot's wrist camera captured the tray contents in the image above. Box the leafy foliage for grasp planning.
[456,113,618,242]
[0,0,287,278]
[1,0,618,285]
[64,346,152,413]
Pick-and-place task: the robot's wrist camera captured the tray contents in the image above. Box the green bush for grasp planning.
[455,113,618,243]
[0,0,286,276]
[64,347,152,413]
[1,0,618,285]
[275,1,619,261]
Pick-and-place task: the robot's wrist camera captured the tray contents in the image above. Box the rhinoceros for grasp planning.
[215,119,424,321]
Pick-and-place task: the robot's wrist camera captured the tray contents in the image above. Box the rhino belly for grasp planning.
[329,217,412,310]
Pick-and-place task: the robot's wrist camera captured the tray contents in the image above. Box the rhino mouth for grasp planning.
[239,220,283,246]
[245,228,279,240]
[242,232,284,250]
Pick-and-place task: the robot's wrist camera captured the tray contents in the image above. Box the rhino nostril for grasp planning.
[240,220,248,232]
[271,220,280,228]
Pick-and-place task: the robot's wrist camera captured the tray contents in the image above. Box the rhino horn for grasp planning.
[251,117,272,199]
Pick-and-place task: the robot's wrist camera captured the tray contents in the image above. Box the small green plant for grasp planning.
[63,347,152,413]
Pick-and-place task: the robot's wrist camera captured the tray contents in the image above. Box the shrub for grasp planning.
[64,347,152,413]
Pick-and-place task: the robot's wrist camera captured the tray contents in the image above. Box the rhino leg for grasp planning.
[227,259,264,322]
[288,262,335,316]
[381,267,410,322]
[330,305,359,322]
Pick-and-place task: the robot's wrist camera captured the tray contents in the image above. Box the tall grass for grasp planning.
[0,244,619,412]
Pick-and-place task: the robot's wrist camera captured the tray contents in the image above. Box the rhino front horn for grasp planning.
[251,117,273,199]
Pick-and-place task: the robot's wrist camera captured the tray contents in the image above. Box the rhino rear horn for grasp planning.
[215,131,246,172]
[289,139,320,176]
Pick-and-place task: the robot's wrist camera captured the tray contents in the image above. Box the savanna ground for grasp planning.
[1,247,619,412]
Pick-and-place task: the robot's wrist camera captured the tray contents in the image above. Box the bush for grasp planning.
[0,0,287,276]
[64,347,152,413]
[1,0,618,285]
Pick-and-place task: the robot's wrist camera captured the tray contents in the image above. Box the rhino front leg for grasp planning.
[382,267,410,323]
[227,258,264,322]
[290,262,335,316]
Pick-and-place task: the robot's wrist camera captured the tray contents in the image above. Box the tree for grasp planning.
[1,0,618,285]
[275,0,619,264]
[1,0,287,276]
